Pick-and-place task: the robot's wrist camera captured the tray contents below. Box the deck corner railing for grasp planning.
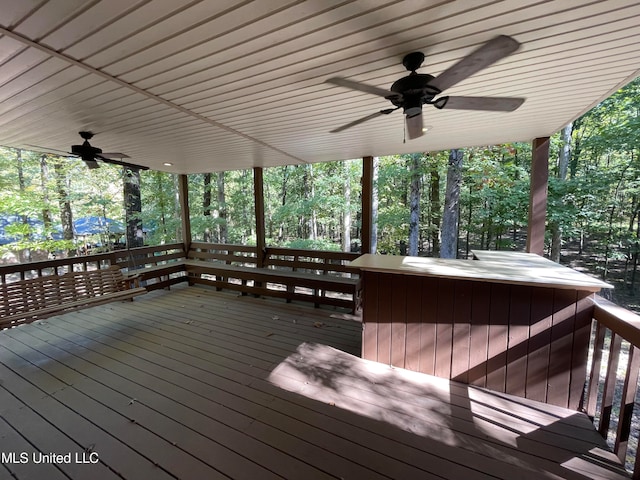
[585,295,640,477]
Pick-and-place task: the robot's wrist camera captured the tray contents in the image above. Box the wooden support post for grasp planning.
[178,174,191,253]
[526,137,549,255]
[361,156,373,254]
[254,167,266,268]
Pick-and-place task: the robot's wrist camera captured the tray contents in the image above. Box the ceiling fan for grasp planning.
[326,35,525,140]
[70,131,148,170]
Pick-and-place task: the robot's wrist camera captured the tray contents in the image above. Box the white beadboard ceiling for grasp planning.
[0,0,639,174]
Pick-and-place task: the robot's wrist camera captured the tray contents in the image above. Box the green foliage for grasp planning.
[0,76,638,293]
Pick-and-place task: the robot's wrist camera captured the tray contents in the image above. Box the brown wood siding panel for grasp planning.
[435,279,455,379]
[486,283,510,392]
[419,277,438,375]
[404,277,422,372]
[506,285,531,399]
[376,273,393,365]
[547,289,578,408]
[451,281,473,384]
[359,271,596,410]
[362,271,378,362]
[525,288,554,403]
[468,282,490,387]
[390,275,407,369]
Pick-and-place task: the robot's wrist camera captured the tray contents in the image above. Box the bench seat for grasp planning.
[183,258,360,311]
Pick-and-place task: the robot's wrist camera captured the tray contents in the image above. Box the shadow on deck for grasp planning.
[0,285,629,479]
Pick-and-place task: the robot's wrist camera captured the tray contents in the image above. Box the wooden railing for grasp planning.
[1,242,360,309]
[584,295,640,477]
[187,243,361,311]
[0,243,187,290]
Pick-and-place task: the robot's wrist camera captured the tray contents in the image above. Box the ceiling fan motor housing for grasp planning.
[390,73,439,116]
[71,141,102,157]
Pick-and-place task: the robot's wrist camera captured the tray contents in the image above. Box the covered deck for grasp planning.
[2,2,640,478]
[0,285,628,479]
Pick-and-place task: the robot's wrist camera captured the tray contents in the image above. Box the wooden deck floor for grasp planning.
[0,285,629,479]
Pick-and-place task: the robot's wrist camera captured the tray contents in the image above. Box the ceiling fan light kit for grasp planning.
[326,35,525,140]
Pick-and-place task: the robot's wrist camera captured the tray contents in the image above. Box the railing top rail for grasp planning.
[0,243,185,280]
[0,251,117,275]
[265,247,360,260]
[593,294,640,348]
[189,242,256,253]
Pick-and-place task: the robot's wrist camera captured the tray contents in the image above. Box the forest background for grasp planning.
[1,77,638,311]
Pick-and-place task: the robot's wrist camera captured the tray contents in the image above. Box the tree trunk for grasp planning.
[550,123,572,262]
[172,174,181,241]
[569,117,582,179]
[203,173,212,215]
[39,155,52,231]
[632,214,640,289]
[429,156,441,256]
[408,153,421,256]
[124,167,144,248]
[371,157,379,254]
[278,165,289,242]
[155,172,168,239]
[603,159,632,279]
[303,164,317,240]
[53,158,75,256]
[16,149,31,262]
[203,173,212,242]
[342,161,351,252]
[441,149,463,258]
[217,171,227,243]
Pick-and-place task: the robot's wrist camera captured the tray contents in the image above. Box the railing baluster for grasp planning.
[599,332,623,438]
[586,322,607,420]
[615,344,640,462]
[634,439,640,480]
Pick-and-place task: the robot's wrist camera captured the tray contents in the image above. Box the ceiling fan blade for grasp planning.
[330,109,396,133]
[326,77,402,100]
[406,113,424,140]
[83,159,100,169]
[429,35,520,92]
[442,96,525,111]
[100,152,131,159]
[96,155,149,170]
[24,144,72,156]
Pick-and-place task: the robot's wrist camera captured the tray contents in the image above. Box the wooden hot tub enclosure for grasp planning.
[350,251,612,410]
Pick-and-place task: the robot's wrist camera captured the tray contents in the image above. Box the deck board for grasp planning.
[0,284,630,479]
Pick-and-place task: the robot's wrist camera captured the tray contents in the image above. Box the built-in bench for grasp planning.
[185,242,361,312]
[113,243,188,291]
[0,265,146,329]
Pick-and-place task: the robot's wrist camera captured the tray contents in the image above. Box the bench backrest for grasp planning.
[188,242,258,267]
[264,247,360,277]
[113,243,186,271]
[0,266,127,319]
[187,242,360,278]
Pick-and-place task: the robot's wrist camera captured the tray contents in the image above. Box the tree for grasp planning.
[408,153,421,256]
[371,157,379,254]
[342,160,351,252]
[217,172,227,243]
[203,173,212,242]
[441,149,463,258]
[550,123,572,262]
[53,157,74,254]
[124,167,143,248]
[429,155,441,256]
